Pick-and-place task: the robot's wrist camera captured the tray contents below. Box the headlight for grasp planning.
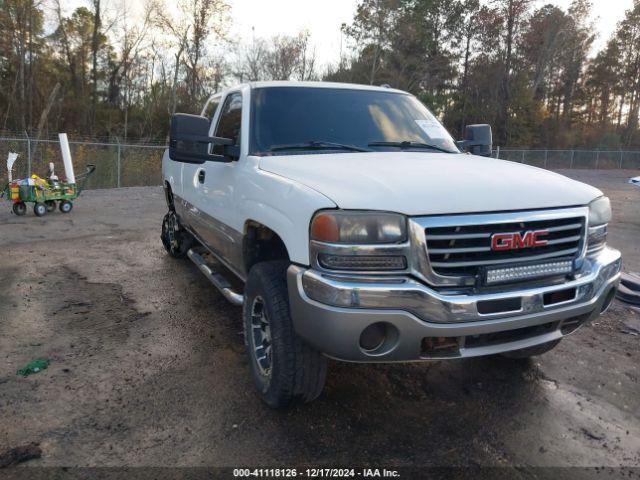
[588,196,611,226]
[587,197,611,253]
[310,211,407,244]
[310,211,408,271]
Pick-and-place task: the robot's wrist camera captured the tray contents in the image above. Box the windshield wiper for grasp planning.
[269,141,371,153]
[368,140,454,154]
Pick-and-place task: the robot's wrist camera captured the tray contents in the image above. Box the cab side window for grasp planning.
[203,97,221,121]
[213,92,242,155]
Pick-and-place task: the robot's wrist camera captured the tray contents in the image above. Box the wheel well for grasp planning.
[243,221,290,274]
[164,181,174,210]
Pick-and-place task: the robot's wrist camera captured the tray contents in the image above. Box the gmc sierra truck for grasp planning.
[161,81,621,408]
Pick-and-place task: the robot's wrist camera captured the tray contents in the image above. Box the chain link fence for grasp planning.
[0,136,166,190]
[494,148,640,170]
[2,137,640,190]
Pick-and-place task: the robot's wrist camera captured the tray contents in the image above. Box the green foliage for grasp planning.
[336,0,640,148]
[0,0,229,142]
[0,0,639,148]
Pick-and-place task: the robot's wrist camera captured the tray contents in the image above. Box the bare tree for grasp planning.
[262,32,317,81]
[296,31,317,81]
[184,0,230,100]
[156,0,229,112]
[343,0,400,85]
[32,82,61,155]
[235,36,268,82]
[107,0,155,139]
[155,5,190,114]
[2,0,44,131]
[90,0,101,129]
[494,0,532,145]
[53,0,77,88]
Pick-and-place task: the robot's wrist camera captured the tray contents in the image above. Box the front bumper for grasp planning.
[287,247,621,362]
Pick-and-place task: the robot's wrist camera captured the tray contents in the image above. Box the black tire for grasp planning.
[243,261,327,408]
[34,202,47,217]
[501,339,561,359]
[160,210,194,258]
[621,272,640,292]
[59,200,73,213]
[12,202,27,216]
[45,200,56,212]
[617,283,640,306]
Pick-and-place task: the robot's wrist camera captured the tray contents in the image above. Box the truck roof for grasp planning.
[246,80,407,95]
[201,82,409,114]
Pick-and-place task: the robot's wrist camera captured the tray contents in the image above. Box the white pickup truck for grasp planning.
[161,81,621,408]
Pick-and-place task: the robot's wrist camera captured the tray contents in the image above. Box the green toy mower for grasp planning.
[2,134,96,217]
[3,165,95,216]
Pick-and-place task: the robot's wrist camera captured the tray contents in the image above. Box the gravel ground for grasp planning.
[0,169,639,475]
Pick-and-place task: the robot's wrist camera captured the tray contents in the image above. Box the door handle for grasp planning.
[198,170,205,184]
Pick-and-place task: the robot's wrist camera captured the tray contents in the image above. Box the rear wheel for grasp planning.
[161,210,194,258]
[501,339,561,359]
[59,200,73,213]
[243,261,327,408]
[45,200,56,212]
[34,202,47,217]
[12,202,26,216]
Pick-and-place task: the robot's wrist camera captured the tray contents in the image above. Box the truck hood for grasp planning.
[258,152,602,216]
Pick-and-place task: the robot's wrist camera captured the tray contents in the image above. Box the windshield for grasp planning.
[249,87,459,155]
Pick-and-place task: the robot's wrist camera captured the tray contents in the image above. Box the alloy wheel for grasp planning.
[250,296,272,378]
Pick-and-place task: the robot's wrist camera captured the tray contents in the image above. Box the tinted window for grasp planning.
[214,93,242,154]
[249,87,459,155]
[203,97,221,121]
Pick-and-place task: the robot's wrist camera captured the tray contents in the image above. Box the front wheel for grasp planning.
[160,211,194,258]
[243,261,327,408]
[501,339,561,359]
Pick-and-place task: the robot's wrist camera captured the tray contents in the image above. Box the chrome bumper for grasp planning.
[287,247,621,362]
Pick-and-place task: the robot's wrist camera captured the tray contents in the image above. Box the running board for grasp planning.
[187,248,244,306]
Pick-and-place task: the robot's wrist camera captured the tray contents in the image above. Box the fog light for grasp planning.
[318,254,407,271]
[360,323,387,351]
[485,260,573,285]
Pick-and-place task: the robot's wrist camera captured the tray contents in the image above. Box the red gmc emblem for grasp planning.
[491,230,549,251]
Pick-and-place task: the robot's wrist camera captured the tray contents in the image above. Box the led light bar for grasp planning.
[485,260,573,285]
[318,254,407,271]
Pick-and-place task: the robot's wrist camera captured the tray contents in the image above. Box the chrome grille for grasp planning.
[425,216,585,278]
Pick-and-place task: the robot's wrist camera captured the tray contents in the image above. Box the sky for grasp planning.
[63,0,634,67]
[550,0,634,50]
[228,0,633,66]
[228,0,358,66]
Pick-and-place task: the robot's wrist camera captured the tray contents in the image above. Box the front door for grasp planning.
[193,91,245,275]
[177,95,223,239]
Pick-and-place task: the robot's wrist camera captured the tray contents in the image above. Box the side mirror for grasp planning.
[457,124,492,157]
[169,113,234,163]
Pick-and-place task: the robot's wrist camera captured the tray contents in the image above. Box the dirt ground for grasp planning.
[1,169,639,475]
